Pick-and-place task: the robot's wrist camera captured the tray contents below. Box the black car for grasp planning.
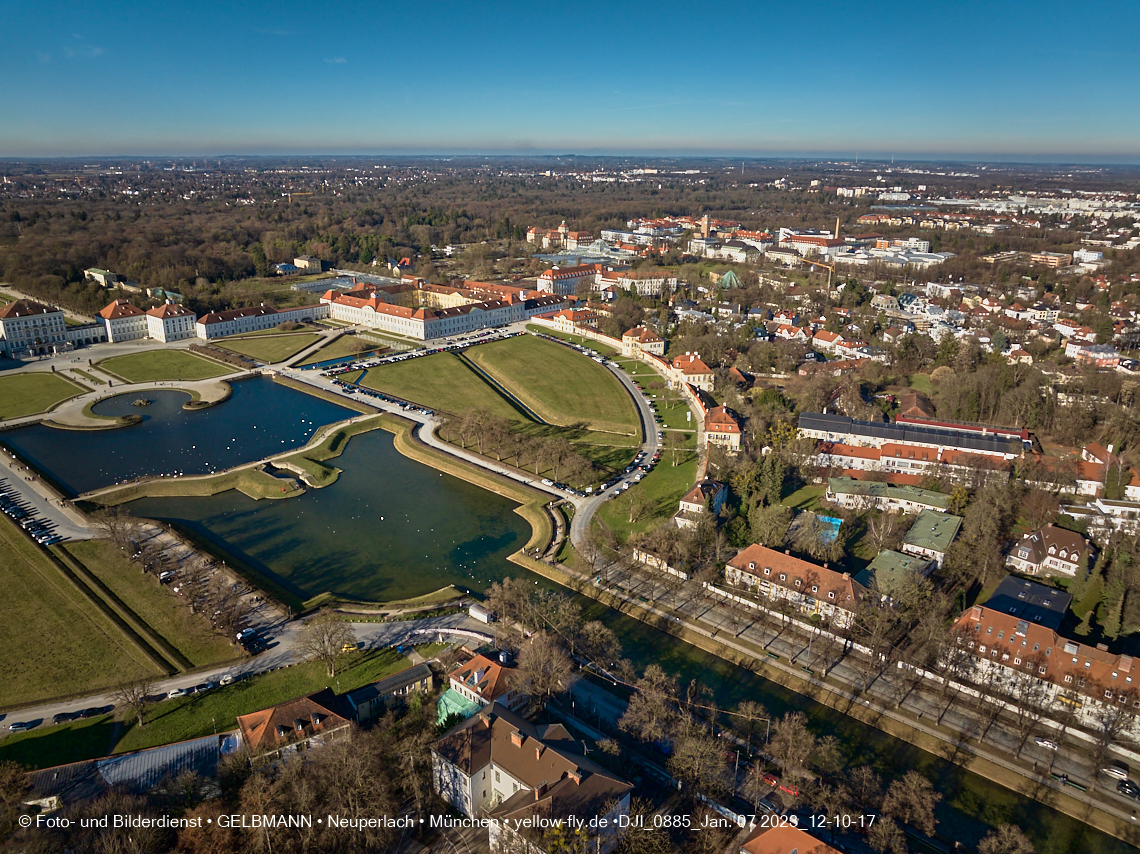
[52,712,74,725]
[1118,779,1140,799]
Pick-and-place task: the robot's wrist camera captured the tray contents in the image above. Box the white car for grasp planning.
[167,688,189,700]
[1034,738,1059,750]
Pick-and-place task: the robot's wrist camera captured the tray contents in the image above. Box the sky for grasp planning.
[2,0,1139,161]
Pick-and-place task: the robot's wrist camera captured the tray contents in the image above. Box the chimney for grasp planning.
[842,572,850,579]
[567,769,582,784]
[785,549,791,555]
[510,731,524,747]
[1097,643,1110,652]
[535,745,544,761]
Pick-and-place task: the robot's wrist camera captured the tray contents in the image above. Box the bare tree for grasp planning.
[91,506,142,552]
[882,770,941,836]
[619,664,680,744]
[868,816,908,854]
[297,610,355,677]
[977,824,1035,854]
[731,700,769,755]
[515,632,573,711]
[668,730,730,798]
[769,711,816,781]
[114,677,158,727]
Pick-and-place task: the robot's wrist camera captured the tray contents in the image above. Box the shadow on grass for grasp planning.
[0,716,116,769]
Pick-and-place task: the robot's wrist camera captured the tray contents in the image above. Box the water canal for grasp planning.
[1,377,355,496]
[3,380,1131,852]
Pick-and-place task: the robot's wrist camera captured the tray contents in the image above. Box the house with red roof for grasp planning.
[145,302,197,343]
[0,299,69,356]
[724,544,865,629]
[236,689,350,758]
[670,352,715,392]
[705,405,742,452]
[621,326,665,356]
[98,299,148,343]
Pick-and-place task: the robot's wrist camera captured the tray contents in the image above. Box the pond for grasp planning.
[128,429,530,604]
[0,377,355,496]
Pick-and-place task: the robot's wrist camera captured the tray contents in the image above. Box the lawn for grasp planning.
[781,484,825,511]
[214,333,321,364]
[907,374,934,395]
[71,368,106,386]
[297,334,384,366]
[0,648,413,768]
[0,516,160,710]
[647,395,697,430]
[525,325,619,357]
[593,449,700,538]
[62,540,233,668]
[0,372,83,419]
[360,352,523,420]
[466,335,638,435]
[98,350,231,383]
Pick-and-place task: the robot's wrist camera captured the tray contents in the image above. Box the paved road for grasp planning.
[0,613,487,732]
[0,452,93,541]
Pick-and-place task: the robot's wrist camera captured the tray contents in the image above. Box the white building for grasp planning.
[195,303,328,339]
[0,300,68,357]
[98,299,149,343]
[145,302,197,343]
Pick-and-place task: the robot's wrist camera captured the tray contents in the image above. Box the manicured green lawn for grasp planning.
[0,516,160,710]
[466,335,638,435]
[593,449,699,537]
[62,540,233,667]
[297,334,384,366]
[908,374,934,395]
[525,325,619,356]
[0,648,413,768]
[647,395,696,430]
[360,352,522,419]
[214,333,321,363]
[782,484,825,511]
[99,350,231,383]
[0,372,83,419]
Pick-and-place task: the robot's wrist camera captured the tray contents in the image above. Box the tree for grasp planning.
[731,699,769,754]
[868,816,908,854]
[515,632,573,711]
[114,677,158,727]
[750,502,792,547]
[296,609,355,677]
[619,664,680,744]
[577,620,622,667]
[0,760,30,841]
[664,430,685,466]
[768,711,816,780]
[668,731,730,798]
[977,824,1035,854]
[91,506,142,552]
[882,770,941,836]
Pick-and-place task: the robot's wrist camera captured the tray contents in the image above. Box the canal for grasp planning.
[4,381,1131,852]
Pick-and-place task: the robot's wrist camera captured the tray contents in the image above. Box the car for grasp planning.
[1103,762,1131,781]
[219,674,234,686]
[1118,779,1140,799]
[236,628,256,641]
[761,772,779,787]
[52,712,75,725]
[8,721,35,733]
[1035,737,1059,750]
[341,642,358,653]
[167,688,189,699]
[78,707,103,719]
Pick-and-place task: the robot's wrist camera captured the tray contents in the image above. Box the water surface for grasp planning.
[1,377,354,495]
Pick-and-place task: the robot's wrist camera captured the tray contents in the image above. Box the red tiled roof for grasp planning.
[726,544,865,607]
[0,299,57,319]
[705,405,741,434]
[98,299,144,320]
[672,353,713,375]
[146,303,194,319]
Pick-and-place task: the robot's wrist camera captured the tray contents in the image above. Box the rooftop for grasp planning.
[902,510,963,553]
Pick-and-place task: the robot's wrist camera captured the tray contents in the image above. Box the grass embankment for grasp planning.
[0,372,86,420]
[97,350,232,383]
[466,335,638,435]
[214,333,321,364]
[61,540,234,667]
[592,447,700,537]
[296,335,385,366]
[88,466,304,506]
[278,415,387,487]
[313,585,465,614]
[0,649,413,769]
[382,414,553,554]
[362,351,522,419]
[0,515,161,710]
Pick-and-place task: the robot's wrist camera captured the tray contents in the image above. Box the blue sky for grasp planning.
[2,0,1139,160]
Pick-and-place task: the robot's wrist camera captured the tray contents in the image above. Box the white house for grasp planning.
[145,302,197,343]
[98,299,149,343]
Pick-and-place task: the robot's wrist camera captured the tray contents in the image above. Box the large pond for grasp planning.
[128,430,530,603]
[0,377,355,496]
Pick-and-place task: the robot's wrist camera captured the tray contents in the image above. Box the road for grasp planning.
[0,613,488,733]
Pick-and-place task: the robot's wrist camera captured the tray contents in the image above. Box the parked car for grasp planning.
[8,721,35,733]
[1118,779,1140,799]
[167,688,188,700]
[761,772,779,787]
[1034,737,1059,750]
[52,712,74,725]
[1103,762,1131,781]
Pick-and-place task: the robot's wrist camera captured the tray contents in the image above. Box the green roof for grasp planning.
[717,270,742,289]
[902,510,963,553]
[854,550,932,594]
[827,477,951,510]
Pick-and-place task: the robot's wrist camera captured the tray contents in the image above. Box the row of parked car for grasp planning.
[0,479,66,546]
[530,332,620,369]
[7,704,114,733]
[320,329,524,379]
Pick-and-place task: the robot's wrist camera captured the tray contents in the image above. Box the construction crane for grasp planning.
[804,216,842,309]
[285,192,313,204]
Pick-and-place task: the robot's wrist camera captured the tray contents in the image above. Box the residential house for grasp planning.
[675,480,728,529]
[854,550,933,604]
[432,705,632,854]
[447,654,527,715]
[236,689,350,757]
[897,391,935,419]
[825,477,951,514]
[705,405,742,452]
[812,329,842,353]
[985,575,1072,631]
[621,326,665,357]
[901,510,962,568]
[84,268,121,287]
[1007,524,1094,578]
[671,352,715,392]
[344,663,433,722]
[723,544,865,629]
[739,826,842,854]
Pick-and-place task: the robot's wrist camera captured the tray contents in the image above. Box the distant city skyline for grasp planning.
[3,0,1138,161]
